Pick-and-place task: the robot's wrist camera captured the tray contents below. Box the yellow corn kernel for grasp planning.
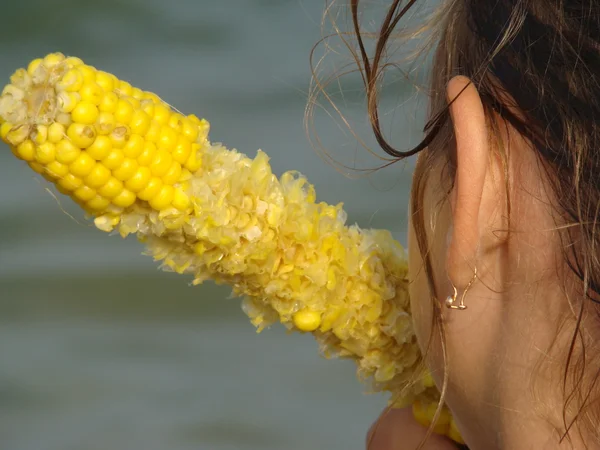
[58,69,83,92]
[153,103,171,124]
[158,125,177,150]
[148,184,174,210]
[87,195,110,211]
[69,152,96,177]
[125,167,151,192]
[293,310,322,332]
[138,142,156,165]
[55,140,81,164]
[129,109,151,135]
[0,122,12,140]
[138,177,163,201]
[80,82,104,105]
[149,149,172,177]
[57,173,83,191]
[141,99,155,116]
[48,123,65,143]
[113,158,138,181]
[46,161,69,178]
[86,135,111,160]
[15,140,35,161]
[112,189,136,208]
[185,146,202,172]
[28,161,44,174]
[102,149,125,170]
[78,65,97,84]
[172,187,190,210]
[99,91,119,113]
[131,87,144,99]
[117,80,132,97]
[114,99,134,124]
[43,52,65,67]
[85,164,112,188]
[98,177,124,198]
[64,56,83,67]
[35,142,55,164]
[144,121,161,143]
[162,162,182,185]
[67,123,96,148]
[95,71,114,92]
[447,419,464,445]
[181,118,199,142]
[72,102,99,124]
[123,134,144,158]
[172,137,191,164]
[73,185,96,202]
[96,112,116,135]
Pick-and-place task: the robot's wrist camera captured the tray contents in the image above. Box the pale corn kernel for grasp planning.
[86,195,110,211]
[98,177,124,198]
[57,91,79,113]
[6,124,29,145]
[46,161,69,178]
[158,125,177,150]
[78,65,97,84]
[114,99,134,124]
[99,92,119,113]
[72,102,99,124]
[73,185,96,202]
[149,149,172,177]
[109,126,128,148]
[31,125,48,145]
[95,112,116,135]
[293,310,321,332]
[55,140,81,164]
[148,184,174,210]
[42,52,65,68]
[125,167,151,192]
[15,140,35,161]
[69,152,96,177]
[113,158,138,181]
[102,149,125,170]
[67,123,96,148]
[80,82,104,105]
[112,189,136,208]
[172,137,191,164]
[57,173,83,191]
[129,110,151,135]
[85,164,112,188]
[153,103,171,124]
[27,58,43,76]
[127,97,140,110]
[48,123,65,143]
[64,56,84,67]
[95,71,115,92]
[57,69,83,92]
[137,177,163,201]
[137,142,156,165]
[162,162,182,184]
[123,134,144,158]
[35,142,55,164]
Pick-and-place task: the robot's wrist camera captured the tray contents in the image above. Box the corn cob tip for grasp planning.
[0,52,208,221]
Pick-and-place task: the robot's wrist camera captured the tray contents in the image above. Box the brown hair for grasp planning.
[309,0,600,447]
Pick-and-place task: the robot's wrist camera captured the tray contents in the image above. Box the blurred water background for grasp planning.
[0,1,431,449]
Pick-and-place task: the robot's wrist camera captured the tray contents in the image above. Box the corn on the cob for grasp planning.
[0,53,461,444]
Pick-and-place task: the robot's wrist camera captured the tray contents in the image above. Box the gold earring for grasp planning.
[445,267,477,310]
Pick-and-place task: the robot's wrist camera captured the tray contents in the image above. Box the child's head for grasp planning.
[320,1,600,448]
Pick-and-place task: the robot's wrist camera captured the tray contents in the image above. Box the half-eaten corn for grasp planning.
[0,53,462,444]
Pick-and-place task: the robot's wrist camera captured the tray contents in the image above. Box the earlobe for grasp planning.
[445,76,490,288]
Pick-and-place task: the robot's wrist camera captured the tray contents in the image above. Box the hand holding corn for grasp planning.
[0,53,463,445]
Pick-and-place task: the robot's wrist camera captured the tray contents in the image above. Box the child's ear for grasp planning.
[445,76,501,287]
